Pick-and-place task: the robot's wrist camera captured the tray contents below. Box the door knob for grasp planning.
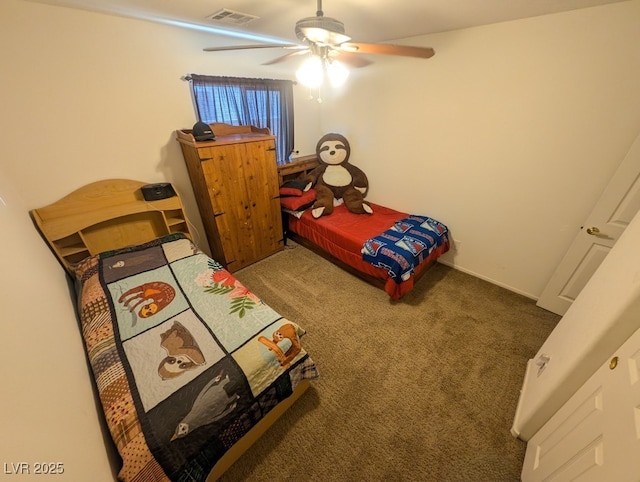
[586,227,601,235]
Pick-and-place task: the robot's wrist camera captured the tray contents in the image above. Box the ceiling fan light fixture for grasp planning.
[326,59,349,87]
[296,55,324,88]
[296,54,350,90]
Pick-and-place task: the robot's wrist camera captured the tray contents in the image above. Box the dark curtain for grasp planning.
[189,74,295,165]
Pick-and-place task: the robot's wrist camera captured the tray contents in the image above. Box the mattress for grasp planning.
[287,203,449,299]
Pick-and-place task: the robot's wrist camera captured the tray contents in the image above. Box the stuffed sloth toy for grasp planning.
[304,133,373,218]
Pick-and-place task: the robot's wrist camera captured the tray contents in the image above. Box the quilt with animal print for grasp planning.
[73,233,318,482]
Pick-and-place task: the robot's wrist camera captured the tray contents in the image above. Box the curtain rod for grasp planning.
[181,74,296,85]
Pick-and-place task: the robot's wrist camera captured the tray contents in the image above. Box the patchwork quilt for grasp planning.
[73,233,318,481]
[362,215,449,283]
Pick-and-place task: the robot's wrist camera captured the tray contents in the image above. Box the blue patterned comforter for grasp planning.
[361,215,449,283]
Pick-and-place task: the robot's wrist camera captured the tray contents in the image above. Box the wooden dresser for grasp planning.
[176,123,283,272]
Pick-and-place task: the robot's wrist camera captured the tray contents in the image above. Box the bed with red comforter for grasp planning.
[285,202,449,299]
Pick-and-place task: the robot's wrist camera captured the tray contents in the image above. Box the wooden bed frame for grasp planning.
[31,179,192,273]
[30,178,310,482]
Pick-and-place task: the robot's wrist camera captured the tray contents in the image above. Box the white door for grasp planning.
[536,134,640,315]
[521,325,640,481]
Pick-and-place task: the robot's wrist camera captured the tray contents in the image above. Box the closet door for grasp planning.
[521,325,640,481]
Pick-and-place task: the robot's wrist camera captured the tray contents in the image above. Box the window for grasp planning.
[188,74,295,165]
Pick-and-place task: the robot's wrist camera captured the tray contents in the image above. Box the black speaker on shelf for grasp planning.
[141,183,176,201]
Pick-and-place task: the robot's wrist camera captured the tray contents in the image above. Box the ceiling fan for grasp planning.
[203,0,435,69]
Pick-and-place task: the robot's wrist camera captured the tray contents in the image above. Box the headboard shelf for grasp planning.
[55,233,89,260]
[31,179,191,272]
[277,154,319,186]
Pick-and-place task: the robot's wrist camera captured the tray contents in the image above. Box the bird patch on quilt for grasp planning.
[362,215,449,281]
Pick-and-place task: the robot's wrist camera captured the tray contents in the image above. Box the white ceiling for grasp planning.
[25,0,629,46]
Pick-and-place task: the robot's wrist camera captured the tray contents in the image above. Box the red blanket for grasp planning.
[288,203,449,299]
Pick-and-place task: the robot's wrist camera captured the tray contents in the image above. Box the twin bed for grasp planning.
[31,172,449,481]
[285,204,449,299]
[278,158,450,300]
[31,179,317,482]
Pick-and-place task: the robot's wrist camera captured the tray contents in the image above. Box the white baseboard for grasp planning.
[437,259,538,301]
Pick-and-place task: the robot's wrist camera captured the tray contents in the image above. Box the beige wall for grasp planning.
[0,0,321,253]
[319,0,640,298]
[1,0,639,477]
[0,168,116,480]
[4,0,638,297]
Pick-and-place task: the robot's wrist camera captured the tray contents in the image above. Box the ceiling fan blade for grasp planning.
[341,42,435,59]
[262,49,310,66]
[330,50,373,68]
[203,44,298,52]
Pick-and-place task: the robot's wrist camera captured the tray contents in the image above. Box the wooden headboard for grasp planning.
[277,154,319,186]
[31,179,191,273]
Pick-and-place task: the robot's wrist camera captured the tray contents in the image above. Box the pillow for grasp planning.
[282,208,305,219]
[280,188,316,211]
[279,180,309,197]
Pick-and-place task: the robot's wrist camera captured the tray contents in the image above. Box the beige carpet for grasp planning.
[223,242,559,482]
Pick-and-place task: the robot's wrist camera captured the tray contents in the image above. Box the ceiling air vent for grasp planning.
[208,9,258,26]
